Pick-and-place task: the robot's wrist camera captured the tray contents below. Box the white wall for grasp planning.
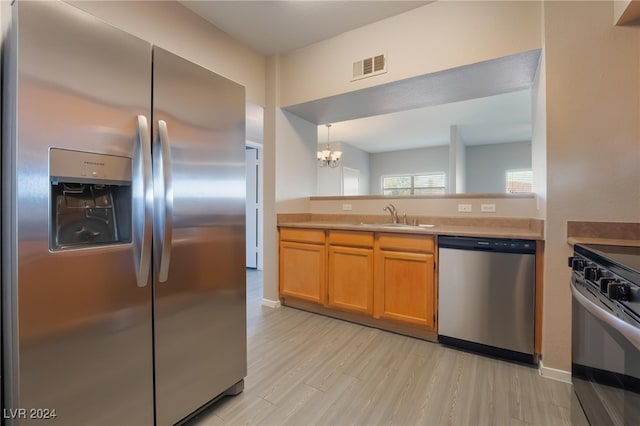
[531,51,547,221]
[280,1,542,106]
[316,163,342,196]
[68,0,266,105]
[338,142,370,195]
[316,141,370,196]
[275,110,317,212]
[450,125,466,194]
[543,0,640,372]
[369,145,449,195]
[465,141,532,194]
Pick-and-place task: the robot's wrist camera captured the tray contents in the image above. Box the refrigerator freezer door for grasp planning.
[3,2,154,425]
[152,47,247,425]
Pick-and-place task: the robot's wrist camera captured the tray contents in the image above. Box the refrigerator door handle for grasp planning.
[153,119,174,282]
[134,115,153,287]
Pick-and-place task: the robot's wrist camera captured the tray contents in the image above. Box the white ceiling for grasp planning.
[319,89,532,153]
[179,1,431,56]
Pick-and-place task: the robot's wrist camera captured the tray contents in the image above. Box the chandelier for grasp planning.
[317,124,342,168]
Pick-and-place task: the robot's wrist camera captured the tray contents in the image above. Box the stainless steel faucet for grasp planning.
[383,203,398,224]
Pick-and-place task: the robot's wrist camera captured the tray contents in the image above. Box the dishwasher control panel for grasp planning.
[438,235,536,254]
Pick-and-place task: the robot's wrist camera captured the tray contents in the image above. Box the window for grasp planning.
[506,169,533,193]
[382,173,446,195]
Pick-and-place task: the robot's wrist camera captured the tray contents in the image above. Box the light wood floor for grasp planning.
[191,269,589,426]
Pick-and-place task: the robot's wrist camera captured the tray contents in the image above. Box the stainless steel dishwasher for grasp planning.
[438,235,536,364]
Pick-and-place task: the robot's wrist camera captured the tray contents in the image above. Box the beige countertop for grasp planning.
[278,220,544,240]
[566,221,640,247]
[567,237,640,247]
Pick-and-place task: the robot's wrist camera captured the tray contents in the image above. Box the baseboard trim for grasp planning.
[282,297,438,342]
[262,298,281,308]
[538,360,572,384]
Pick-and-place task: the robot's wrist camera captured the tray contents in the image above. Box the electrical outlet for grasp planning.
[481,203,496,213]
[342,203,353,211]
[458,204,472,213]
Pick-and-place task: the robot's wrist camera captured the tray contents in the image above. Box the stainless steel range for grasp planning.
[569,244,640,425]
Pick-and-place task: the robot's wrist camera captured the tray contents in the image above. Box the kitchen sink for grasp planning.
[355,223,436,228]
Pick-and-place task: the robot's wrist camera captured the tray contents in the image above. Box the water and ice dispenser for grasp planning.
[50,148,132,250]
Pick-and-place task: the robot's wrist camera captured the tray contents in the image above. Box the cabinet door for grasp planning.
[374,250,435,329]
[328,246,374,314]
[279,241,326,304]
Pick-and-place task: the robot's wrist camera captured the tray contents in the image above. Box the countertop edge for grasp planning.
[278,221,544,240]
[567,237,640,247]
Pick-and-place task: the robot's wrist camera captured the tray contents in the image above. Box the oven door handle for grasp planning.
[571,280,640,351]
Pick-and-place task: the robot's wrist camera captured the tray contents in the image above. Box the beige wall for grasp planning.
[68,0,266,105]
[309,196,539,218]
[263,57,279,303]
[543,1,640,371]
[280,1,542,106]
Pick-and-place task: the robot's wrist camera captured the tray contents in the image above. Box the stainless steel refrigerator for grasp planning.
[1,1,247,425]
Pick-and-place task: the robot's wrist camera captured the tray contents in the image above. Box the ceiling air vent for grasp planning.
[352,54,387,81]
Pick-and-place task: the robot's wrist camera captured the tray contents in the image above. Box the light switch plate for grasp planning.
[458,203,472,213]
[342,203,353,211]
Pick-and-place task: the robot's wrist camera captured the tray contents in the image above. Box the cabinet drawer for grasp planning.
[329,230,374,248]
[377,233,434,253]
[280,227,325,244]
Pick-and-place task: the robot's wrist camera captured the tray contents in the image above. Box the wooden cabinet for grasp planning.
[374,233,436,330]
[278,227,437,339]
[328,231,374,315]
[279,228,326,304]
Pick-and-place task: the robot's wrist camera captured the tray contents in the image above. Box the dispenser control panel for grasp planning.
[50,148,131,185]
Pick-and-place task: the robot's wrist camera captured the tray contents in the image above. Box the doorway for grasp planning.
[245,145,263,269]
[343,167,360,196]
